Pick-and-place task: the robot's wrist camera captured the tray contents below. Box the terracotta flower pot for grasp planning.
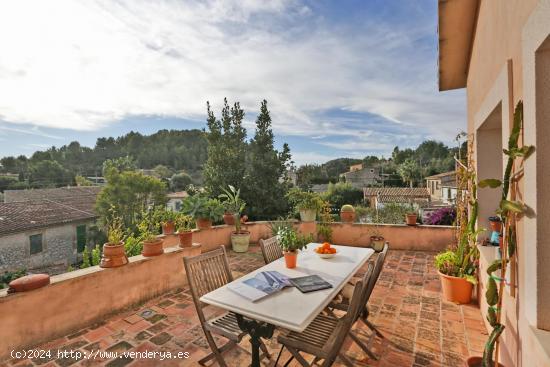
[177,231,193,248]
[162,221,175,235]
[223,213,235,225]
[439,271,473,304]
[340,211,356,223]
[406,213,418,226]
[8,274,49,292]
[231,231,250,253]
[465,356,504,367]
[100,242,129,268]
[370,236,385,252]
[196,218,212,230]
[142,238,164,257]
[284,251,298,268]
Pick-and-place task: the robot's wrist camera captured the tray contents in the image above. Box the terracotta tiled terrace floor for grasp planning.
[4,246,487,367]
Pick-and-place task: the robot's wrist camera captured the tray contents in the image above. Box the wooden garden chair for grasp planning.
[276,263,375,367]
[328,243,389,360]
[183,246,270,366]
[259,236,283,264]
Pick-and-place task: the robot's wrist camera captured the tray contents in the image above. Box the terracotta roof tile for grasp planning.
[363,187,430,198]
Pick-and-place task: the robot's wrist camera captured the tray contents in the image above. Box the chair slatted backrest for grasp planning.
[364,243,389,303]
[259,236,283,264]
[183,246,233,323]
[324,263,374,364]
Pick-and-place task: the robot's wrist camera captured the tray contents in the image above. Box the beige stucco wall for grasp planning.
[466,0,550,365]
[0,245,201,358]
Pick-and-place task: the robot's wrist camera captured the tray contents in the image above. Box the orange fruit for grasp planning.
[322,242,331,250]
[329,248,336,254]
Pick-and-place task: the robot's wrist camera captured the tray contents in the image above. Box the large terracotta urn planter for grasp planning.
[223,213,235,225]
[299,209,316,222]
[162,221,175,235]
[177,231,193,248]
[439,271,473,304]
[406,213,418,226]
[142,238,164,257]
[284,251,297,268]
[100,242,129,268]
[196,218,213,230]
[465,356,504,367]
[231,231,250,253]
[370,236,385,252]
[340,211,356,223]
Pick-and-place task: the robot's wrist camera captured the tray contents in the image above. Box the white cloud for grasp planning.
[0,0,465,146]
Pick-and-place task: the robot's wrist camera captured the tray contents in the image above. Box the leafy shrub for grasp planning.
[426,207,456,225]
[0,269,27,289]
[81,247,91,269]
[91,245,101,266]
[362,203,410,224]
[322,182,363,210]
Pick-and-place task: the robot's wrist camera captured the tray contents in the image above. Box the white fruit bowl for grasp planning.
[316,251,337,259]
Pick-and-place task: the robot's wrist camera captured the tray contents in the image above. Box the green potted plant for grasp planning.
[405,202,418,226]
[219,185,249,252]
[181,195,224,230]
[158,208,178,235]
[286,188,323,222]
[100,211,128,268]
[340,204,356,223]
[367,207,385,251]
[139,210,164,257]
[277,226,312,268]
[222,201,236,225]
[175,213,194,248]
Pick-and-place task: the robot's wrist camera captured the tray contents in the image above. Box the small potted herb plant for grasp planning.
[140,211,164,257]
[100,211,128,268]
[340,204,356,223]
[219,185,250,252]
[277,226,312,268]
[222,200,236,226]
[159,209,177,235]
[405,202,418,226]
[181,195,224,230]
[286,188,323,222]
[175,213,194,248]
[434,249,477,304]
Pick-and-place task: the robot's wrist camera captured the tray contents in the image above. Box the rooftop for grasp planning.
[3,245,486,367]
[363,187,431,198]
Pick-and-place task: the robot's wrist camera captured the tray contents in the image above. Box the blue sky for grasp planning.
[0,0,465,165]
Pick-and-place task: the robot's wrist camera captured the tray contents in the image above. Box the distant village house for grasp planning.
[340,164,382,189]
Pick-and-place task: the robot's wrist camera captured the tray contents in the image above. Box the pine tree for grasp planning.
[243,100,292,219]
[203,99,248,197]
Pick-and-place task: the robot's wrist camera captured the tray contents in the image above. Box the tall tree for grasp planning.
[203,98,247,197]
[397,158,419,188]
[243,100,292,219]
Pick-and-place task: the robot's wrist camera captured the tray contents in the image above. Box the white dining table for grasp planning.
[200,244,374,367]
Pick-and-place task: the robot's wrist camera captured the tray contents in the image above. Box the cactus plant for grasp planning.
[340,204,355,212]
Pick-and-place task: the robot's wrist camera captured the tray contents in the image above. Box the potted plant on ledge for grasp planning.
[140,211,164,257]
[340,204,356,223]
[100,213,128,268]
[286,188,323,222]
[277,226,312,268]
[158,209,177,235]
[219,185,250,253]
[182,195,224,230]
[405,202,418,226]
[175,213,194,248]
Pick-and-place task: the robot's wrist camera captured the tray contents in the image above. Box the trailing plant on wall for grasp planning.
[477,101,535,367]
[434,136,480,284]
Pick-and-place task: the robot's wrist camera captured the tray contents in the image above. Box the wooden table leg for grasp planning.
[236,314,274,367]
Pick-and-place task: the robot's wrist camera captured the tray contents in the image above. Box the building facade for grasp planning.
[340,164,382,189]
[425,171,457,204]
[438,1,550,365]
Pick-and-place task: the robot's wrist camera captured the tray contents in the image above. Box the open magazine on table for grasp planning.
[228,271,292,302]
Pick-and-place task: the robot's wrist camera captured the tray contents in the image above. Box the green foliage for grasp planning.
[137,210,159,242]
[243,100,292,220]
[277,226,312,252]
[219,185,246,233]
[181,195,224,222]
[81,247,91,269]
[75,175,94,186]
[124,235,143,257]
[91,245,101,266]
[96,168,167,231]
[203,99,247,198]
[478,178,502,188]
[28,160,74,187]
[153,164,172,179]
[102,156,137,175]
[0,269,26,289]
[397,158,419,188]
[155,208,178,224]
[362,203,410,225]
[170,172,193,191]
[322,182,363,210]
[317,224,333,242]
[341,204,355,212]
[106,211,125,244]
[175,214,194,232]
[268,218,294,237]
[286,188,324,212]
